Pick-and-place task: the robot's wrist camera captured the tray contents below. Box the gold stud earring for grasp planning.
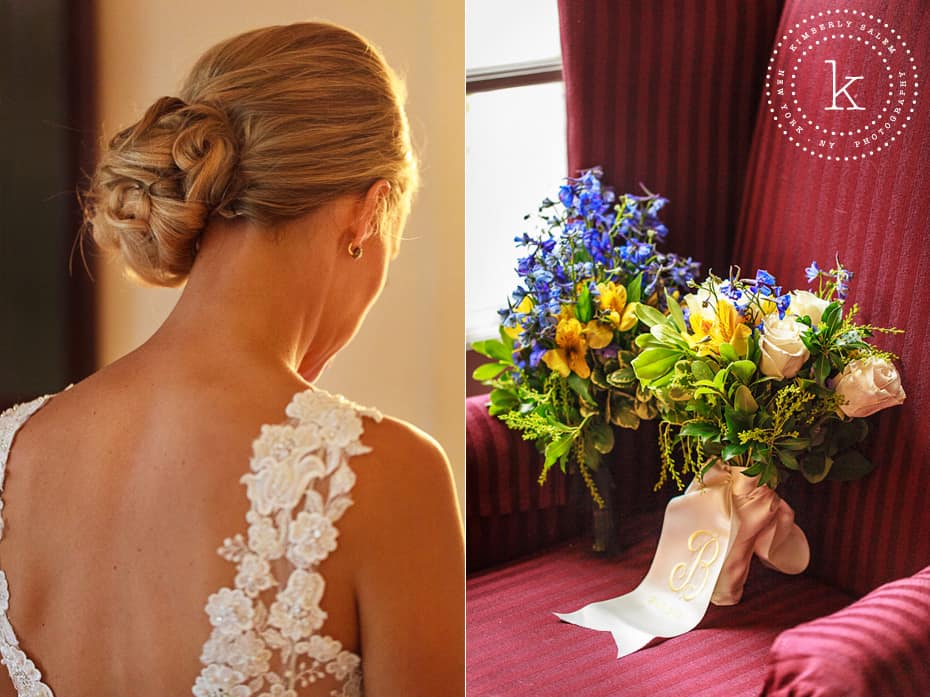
[348,242,363,259]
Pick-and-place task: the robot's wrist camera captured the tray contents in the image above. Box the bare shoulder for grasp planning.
[338,410,464,696]
[354,413,453,485]
[346,412,459,523]
[345,406,459,539]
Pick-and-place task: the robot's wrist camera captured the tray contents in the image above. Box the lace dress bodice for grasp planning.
[0,387,380,697]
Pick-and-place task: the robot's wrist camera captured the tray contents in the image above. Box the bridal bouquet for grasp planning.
[472,168,700,505]
[556,260,907,654]
[631,260,906,489]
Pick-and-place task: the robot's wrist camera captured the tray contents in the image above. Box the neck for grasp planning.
[145,215,336,383]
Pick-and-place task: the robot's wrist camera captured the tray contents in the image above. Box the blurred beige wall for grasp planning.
[96,1,465,513]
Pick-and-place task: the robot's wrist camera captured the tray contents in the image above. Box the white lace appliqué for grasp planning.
[194,389,380,697]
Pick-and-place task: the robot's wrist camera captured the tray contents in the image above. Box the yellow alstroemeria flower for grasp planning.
[542,316,591,379]
[583,320,613,349]
[503,295,534,339]
[596,281,639,332]
[684,294,751,356]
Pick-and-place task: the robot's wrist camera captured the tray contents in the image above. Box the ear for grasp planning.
[348,179,392,248]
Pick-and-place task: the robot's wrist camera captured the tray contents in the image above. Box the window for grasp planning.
[465,0,566,344]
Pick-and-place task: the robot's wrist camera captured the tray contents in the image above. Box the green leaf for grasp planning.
[499,324,516,350]
[719,343,739,363]
[679,421,720,440]
[650,323,689,347]
[800,453,833,483]
[814,354,832,385]
[691,360,715,382]
[544,434,574,469]
[693,386,722,400]
[471,338,512,362]
[828,450,876,481]
[581,442,603,471]
[611,407,641,430]
[666,385,692,401]
[665,292,687,333]
[626,274,643,304]
[831,418,869,451]
[721,443,749,461]
[567,372,596,406]
[777,448,800,470]
[606,367,637,387]
[472,362,508,382]
[821,302,842,331]
[576,284,593,323]
[489,388,518,407]
[587,419,616,454]
[724,406,753,441]
[733,384,759,414]
[635,333,656,348]
[632,347,682,382]
[730,360,757,384]
[635,303,667,328]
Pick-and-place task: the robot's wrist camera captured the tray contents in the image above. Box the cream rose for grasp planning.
[789,290,831,325]
[760,313,810,379]
[834,357,906,417]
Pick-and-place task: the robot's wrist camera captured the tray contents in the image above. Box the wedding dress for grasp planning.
[0,386,379,697]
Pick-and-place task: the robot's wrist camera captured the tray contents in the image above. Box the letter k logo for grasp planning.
[824,59,865,110]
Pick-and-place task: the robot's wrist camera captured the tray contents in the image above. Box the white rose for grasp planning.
[789,290,831,325]
[760,313,810,379]
[834,357,906,417]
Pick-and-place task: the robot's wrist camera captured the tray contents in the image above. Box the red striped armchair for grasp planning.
[467,2,930,695]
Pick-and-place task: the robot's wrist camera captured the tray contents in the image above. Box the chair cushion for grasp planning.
[762,564,930,697]
[466,394,585,572]
[467,511,854,697]
[733,0,930,596]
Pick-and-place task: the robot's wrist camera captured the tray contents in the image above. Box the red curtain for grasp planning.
[558,0,784,274]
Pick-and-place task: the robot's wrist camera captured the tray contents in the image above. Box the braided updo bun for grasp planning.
[84,22,418,287]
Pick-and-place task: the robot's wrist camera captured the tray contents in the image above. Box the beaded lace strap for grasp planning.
[194,388,381,697]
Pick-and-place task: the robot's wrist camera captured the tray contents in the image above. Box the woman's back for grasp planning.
[0,351,380,695]
[0,19,463,697]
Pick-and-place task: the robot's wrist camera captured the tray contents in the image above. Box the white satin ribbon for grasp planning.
[555,462,809,657]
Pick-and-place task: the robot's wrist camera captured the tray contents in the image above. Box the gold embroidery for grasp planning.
[669,530,720,601]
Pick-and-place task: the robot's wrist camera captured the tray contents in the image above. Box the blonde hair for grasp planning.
[83,22,418,287]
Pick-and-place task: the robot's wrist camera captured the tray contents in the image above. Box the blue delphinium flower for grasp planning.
[775,293,791,319]
[805,261,821,283]
[755,269,777,287]
[834,268,853,300]
[501,167,701,367]
[719,280,742,302]
[529,344,548,368]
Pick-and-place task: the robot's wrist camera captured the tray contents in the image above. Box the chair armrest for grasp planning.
[762,565,930,696]
[465,394,584,572]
